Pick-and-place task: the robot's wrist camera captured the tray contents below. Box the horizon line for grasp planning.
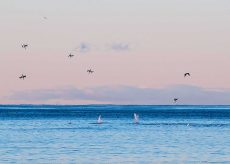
[0,104,230,106]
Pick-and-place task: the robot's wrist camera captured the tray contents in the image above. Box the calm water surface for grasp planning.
[0,105,230,163]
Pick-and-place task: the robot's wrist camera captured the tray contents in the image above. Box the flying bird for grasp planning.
[19,74,26,80]
[87,69,94,74]
[68,53,74,58]
[22,44,28,50]
[43,16,47,20]
[184,73,190,77]
[173,98,178,103]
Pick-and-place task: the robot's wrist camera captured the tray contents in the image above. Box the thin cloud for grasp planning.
[74,42,90,53]
[71,42,131,53]
[110,43,130,51]
[8,85,230,105]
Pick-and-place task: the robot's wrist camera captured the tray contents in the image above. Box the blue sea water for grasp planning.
[0,105,230,163]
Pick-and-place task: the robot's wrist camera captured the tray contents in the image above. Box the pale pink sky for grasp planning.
[0,0,230,104]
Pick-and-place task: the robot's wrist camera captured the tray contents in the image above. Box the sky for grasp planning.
[0,0,230,104]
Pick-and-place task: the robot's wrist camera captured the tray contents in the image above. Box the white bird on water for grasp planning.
[97,115,102,124]
[134,113,139,124]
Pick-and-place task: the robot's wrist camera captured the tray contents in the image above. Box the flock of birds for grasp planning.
[19,43,191,101]
[19,43,94,80]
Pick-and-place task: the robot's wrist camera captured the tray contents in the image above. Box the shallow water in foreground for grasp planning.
[0,105,230,163]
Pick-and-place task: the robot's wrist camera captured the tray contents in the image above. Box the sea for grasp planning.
[0,105,229,163]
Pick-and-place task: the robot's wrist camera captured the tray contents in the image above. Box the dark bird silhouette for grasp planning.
[22,44,28,50]
[184,73,190,77]
[173,98,178,103]
[68,53,74,58]
[87,69,94,74]
[19,74,26,80]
